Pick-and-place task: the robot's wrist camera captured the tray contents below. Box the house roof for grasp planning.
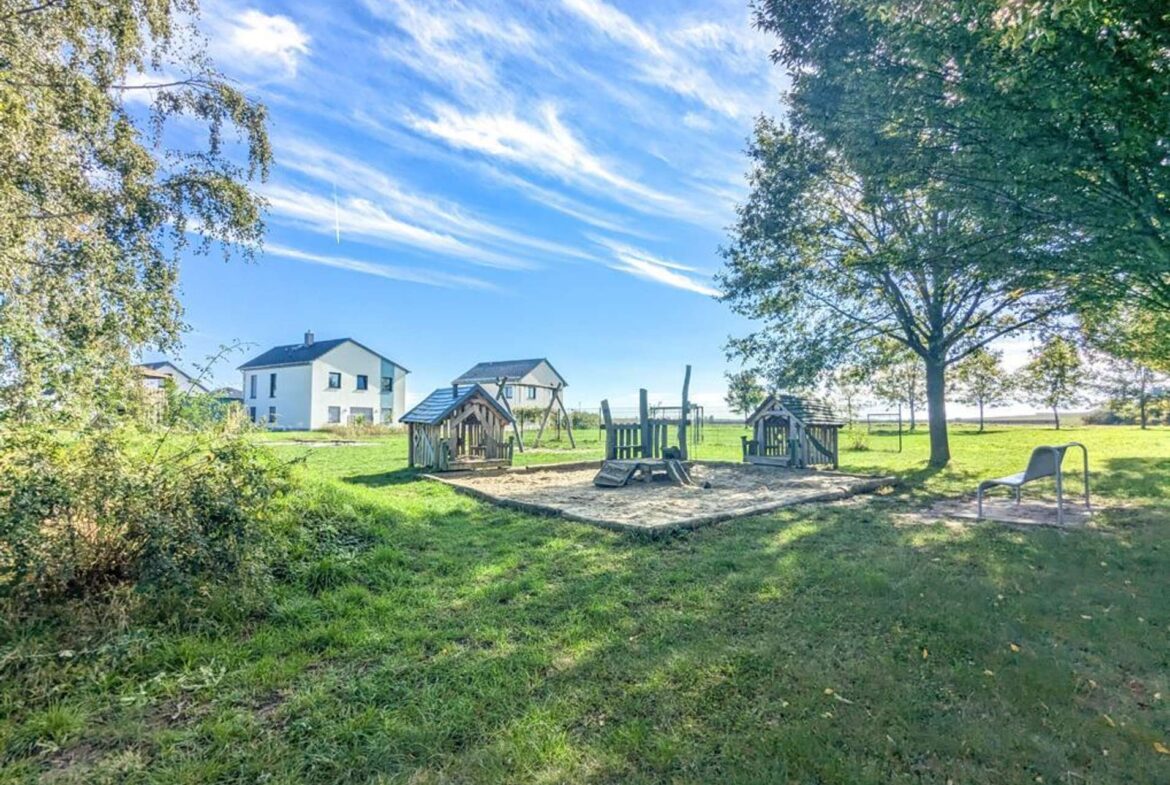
[452,358,566,386]
[748,394,844,427]
[400,384,516,426]
[238,338,409,372]
[214,387,244,399]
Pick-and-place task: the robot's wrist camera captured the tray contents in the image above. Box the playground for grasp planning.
[432,462,894,533]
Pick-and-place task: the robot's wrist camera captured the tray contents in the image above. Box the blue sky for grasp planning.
[149,0,785,414]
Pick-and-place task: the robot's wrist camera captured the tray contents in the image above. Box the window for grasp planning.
[248,406,256,422]
[269,372,277,397]
[327,406,341,424]
[356,374,368,391]
[249,375,256,399]
[381,376,393,393]
[504,385,514,399]
[328,372,341,389]
[350,407,373,424]
[267,406,276,424]
[381,408,393,424]
[527,386,537,400]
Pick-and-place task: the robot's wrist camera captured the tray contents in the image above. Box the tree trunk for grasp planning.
[978,399,985,433]
[1140,395,1148,429]
[925,357,950,467]
[1053,406,1061,430]
[909,401,917,431]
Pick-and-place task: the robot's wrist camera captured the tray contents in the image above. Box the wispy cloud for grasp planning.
[408,102,700,221]
[592,236,721,297]
[262,185,531,270]
[207,8,311,78]
[265,244,498,291]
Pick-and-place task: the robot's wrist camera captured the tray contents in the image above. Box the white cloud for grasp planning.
[559,0,769,119]
[275,137,597,262]
[408,102,698,221]
[593,236,720,297]
[264,244,498,291]
[210,8,310,78]
[262,184,531,269]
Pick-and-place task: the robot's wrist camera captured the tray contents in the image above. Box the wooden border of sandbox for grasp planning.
[422,460,898,535]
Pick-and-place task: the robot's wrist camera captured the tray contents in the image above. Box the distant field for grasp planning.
[5,424,1170,783]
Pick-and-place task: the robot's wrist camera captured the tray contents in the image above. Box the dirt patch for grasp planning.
[895,497,1097,530]
[264,439,377,447]
[430,462,895,533]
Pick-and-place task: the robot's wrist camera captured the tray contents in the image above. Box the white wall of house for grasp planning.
[243,364,312,429]
[241,340,407,430]
[148,362,210,394]
[310,342,406,428]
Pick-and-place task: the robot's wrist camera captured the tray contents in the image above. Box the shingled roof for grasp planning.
[452,358,565,386]
[747,394,844,427]
[238,338,408,372]
[400,384,515,426]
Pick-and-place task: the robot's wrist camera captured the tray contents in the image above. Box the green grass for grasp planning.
[3,425,1170,783]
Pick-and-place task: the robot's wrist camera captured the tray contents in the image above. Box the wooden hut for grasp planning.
[402,384,516,471]
[742,394,844,469]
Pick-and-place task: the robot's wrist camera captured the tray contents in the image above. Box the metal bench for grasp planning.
[977,442,1090,525]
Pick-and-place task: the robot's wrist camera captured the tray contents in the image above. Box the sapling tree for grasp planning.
[869,345,924,431]
[1017,337,1084,430]
[953,348,1012,432]
[719,118,1061,466]
[724,370,766,418]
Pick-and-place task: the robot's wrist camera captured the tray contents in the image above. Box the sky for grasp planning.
[147,0,1042,417]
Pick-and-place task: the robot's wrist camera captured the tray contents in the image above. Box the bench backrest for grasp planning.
[1023,445,1067,482]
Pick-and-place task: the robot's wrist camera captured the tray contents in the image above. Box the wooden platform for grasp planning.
[593,458,692,487]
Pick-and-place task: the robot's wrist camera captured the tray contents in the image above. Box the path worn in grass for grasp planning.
[2,425,1169,783]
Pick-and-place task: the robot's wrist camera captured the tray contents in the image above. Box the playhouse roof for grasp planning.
[747,394,844,427]
[400,384,516,426]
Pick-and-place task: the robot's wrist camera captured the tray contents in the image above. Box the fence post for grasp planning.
[639,389,651,459]
[601,399,615,460]
[678,364,691,460]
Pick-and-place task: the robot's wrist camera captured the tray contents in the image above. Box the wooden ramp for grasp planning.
[593,458,693,488]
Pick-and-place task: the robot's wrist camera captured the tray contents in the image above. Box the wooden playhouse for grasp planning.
[742,394,844,469]
[402,384,516,471]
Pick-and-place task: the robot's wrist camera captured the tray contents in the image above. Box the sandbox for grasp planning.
[426,461,895,534]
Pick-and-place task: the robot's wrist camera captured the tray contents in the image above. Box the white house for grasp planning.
[136,361,210,394]
[238,332,408,430]
[452,359,568,410]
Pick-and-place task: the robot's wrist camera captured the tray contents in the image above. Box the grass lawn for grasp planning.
[3,425,1169,783]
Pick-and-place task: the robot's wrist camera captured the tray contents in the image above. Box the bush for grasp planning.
[0,422,292,608]
[570,410,601,430]
[319,421,400,439]
[846,429,871,451]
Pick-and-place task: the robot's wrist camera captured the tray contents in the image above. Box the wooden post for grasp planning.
[601,399,615,459]
[556,385,576,448]
[532,389,557,447]
[494,376,525,453]
[678,364,691,460]
[639,388,651,458]
[408,423,415,467]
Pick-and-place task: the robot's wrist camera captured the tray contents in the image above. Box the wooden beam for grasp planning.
[639,388,651,459]
[557,385,576,448]
[493,375,525,453]
[601,399,615,459]
[532,387,557,447]
[678,364,691,460]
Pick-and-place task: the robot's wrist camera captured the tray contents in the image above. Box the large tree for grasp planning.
[0,0,270,423]
[752,0,1170,312]
[719,119,1060,466]
[724,370,766,418]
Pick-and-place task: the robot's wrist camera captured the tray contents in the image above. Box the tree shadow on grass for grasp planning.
[341,468,424,488]
[1093,456,1170,501]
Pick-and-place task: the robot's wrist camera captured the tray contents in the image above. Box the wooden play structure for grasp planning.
[600,365,695,462]
[594,366,697,488]
[402,384,516,471]
[452,359,574,452]
[742,394,844,469]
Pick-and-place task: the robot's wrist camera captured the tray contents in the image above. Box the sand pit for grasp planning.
[428,462,895,534]
[897,497,1095,530]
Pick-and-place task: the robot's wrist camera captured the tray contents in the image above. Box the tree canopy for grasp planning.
[752,0,1170,311]
[0,0,270,423]
[1016,337,1084,430]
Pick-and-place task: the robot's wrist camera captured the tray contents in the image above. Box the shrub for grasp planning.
[0,422,291,608]
[319,421,399,439]
[570,410,601,430]
[846,430,871,451]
